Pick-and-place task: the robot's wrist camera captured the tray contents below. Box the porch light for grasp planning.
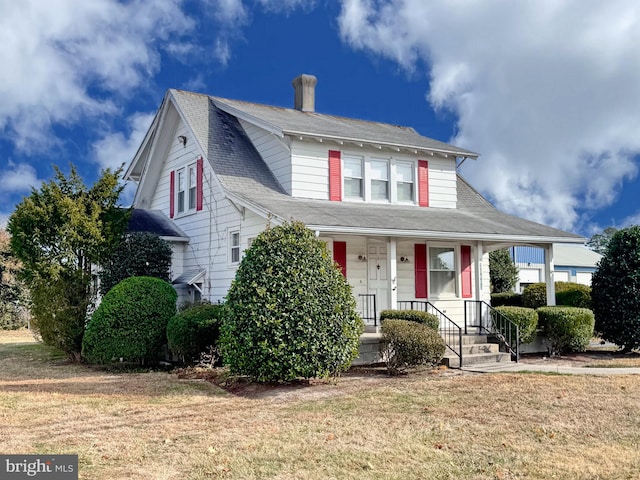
[358,254,367,262]
[400,255,410,263]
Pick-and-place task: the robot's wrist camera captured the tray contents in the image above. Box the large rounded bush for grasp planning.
[380,319,446,374]
[493,306,538,344]
[538,306,594,355]
[592,226,640,351]
[220,222,363,382]
[522,283,547,309]
[380,309,439,330]
[167,303,224,364]
[82,276,177,364]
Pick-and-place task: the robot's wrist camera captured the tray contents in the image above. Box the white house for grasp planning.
[124,75,584,362]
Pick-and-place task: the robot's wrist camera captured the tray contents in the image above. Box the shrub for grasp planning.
[380,309,439,330]
[555,283,591,308]
[493,306,538,344]
[220,222,363,382]
[491,292,524,307]
[99,232,172,296]
[522,283,547,309]
[538,306,595,355]
[489,248,519,293]
[82,276,177,365]
[380,319,446,374]
[167,303,224,364]
[591,226,640,351]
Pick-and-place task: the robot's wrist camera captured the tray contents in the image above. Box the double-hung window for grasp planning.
[369,158,390,202]
[177,169,186,214]
[396,161,414,203]
[429,246,456,296]
[343,155,364,199]
[188,164,197,210]
[229,230,240,264]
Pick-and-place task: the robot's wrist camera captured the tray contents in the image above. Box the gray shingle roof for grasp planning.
[128,209,188,239]
[170,90,582,243]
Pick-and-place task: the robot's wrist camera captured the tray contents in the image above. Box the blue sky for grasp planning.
[1,0,640,238]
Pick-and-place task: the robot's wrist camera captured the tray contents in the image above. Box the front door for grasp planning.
[368,242,389,316]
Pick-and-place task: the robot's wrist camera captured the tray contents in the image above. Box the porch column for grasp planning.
[389,238,398,308]
[544,244,556,306]
[474,241,484,300]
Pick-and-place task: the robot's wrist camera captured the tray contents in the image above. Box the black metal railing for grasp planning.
[358,294,377,326]
[465,300,520,362]
[397,300,463,368]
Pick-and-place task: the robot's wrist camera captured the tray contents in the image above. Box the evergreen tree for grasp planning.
[489,248,519,293]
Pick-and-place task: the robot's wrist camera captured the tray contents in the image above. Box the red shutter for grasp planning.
[333,241,347,277]
[418,160,429,207]
[329,150,342,201]
[461,245,472,298]
[415,243,428,298]
[169,170,175,218]
[196,157,204,211]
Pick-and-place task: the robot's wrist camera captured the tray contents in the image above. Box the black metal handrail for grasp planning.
[358,294,377,326]
[464,300,520,362]
[397,300,463,368]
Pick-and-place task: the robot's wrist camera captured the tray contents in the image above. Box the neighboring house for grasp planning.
[124,74,584,333]
[511,244,602,292]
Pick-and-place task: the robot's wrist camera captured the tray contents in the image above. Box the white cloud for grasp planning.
[0,162,43,194]
[93,112,155,206]
[256,0,318,13]
[0,0,194,153]
[338,0,640,232]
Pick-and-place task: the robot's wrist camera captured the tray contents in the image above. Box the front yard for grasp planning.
[1,329,639,479]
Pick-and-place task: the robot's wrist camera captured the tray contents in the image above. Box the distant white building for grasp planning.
[511,245,602,292]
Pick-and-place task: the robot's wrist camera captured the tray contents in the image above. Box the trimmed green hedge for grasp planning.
[380,309,439,330]
[523,282,592,309]
[167,303,224,365]
[82,276,177,365]
[491,292,524,307]
[493,306,538,344]
[380,319,446,374]
[538,306,595,355]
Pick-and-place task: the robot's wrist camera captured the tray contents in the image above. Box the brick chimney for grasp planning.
[292,74,317,112]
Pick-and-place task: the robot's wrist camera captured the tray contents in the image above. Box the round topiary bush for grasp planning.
[538,306,595,355]
[493,306,538,344]
[380,309,439,330]
[380,319,446,374]
[82,276,177,365]
[220,222,364,382]
[591,226,640,351]
[167,303,224,364]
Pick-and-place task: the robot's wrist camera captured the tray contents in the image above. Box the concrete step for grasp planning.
[443,351,512,369]
[446,334,489,345]
[459,343,500,355]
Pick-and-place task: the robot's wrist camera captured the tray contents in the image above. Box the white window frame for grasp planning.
[428,244,458,299]
[176,161,198,216]
[229,229,240,265]
[341,153,417,205]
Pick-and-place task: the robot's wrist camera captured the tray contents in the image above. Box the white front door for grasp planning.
[368,243,389,315]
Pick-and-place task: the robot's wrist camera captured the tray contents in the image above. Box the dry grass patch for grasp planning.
[1,329,640,479]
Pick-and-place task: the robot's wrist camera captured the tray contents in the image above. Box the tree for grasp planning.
[489,248,519,293]
[8,165,129,360]
[587,227,618,255]
[99,231,172,296]
[591,226,640,351]
[220,221,363,382]
[0,229,28,329]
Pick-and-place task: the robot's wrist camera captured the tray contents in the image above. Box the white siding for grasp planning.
[290,140,330,199]
[427,156,456,208]
[238,119,291,194]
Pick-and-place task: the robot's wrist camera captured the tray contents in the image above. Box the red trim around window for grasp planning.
[418,160,429,207]
[169,170,175,218]
[461,245,472,298]
[415,243,427,298]
[329,150,342,201]
[333,241,347,277]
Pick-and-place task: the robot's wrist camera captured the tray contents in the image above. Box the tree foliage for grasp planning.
[99,231,172,296]
[489,248,519,293]
[220,221,363,382]
[591,226,640,351]
[587,227,618,255]
[82,276,177,365]
[0,229,28,329]
[7,165,129,360]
